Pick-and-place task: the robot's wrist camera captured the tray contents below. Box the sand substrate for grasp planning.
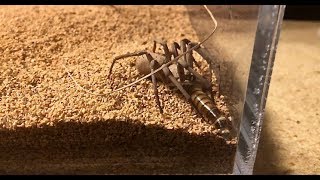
[0,5,236,174]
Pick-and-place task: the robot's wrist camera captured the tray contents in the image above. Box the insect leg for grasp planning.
[180,39,189,67]
[148,55,164,114]
[186,43,202,70]
[108,51,149,79]
[170,42,180,57]
[152,39,167,52]
[189,42,220,94]
[176,56,212,90]
[188,42,215,65]
[162,66,205,120]
[153,40,171,63]
[171,42,186,82]
[179,39,204,82]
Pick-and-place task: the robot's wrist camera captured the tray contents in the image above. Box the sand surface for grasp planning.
[1,5,318,175]
[0,5,236,174]
[254,20,320,174]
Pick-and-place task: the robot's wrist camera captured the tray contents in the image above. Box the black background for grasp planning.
[284,5,320,20]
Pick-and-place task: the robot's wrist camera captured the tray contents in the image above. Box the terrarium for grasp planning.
[0,5,285,174]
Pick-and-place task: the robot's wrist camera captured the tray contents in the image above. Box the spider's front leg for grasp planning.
[170,39,204,83]
[144,53,166,114]
[176,56,212,91]
[107,51,149,79]
[161,65,205,120]
[152,40,171,63]
[108,50,165,115]
[189,42,221,96]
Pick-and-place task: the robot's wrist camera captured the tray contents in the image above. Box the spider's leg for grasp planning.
[177,57,212,91]
[147,54,165,114]
[161,66,205,120]
[108,51,149,79]
[189,42,220,95]
[186,43,202,70]
[170,42,186,82]
[153,40,171,63]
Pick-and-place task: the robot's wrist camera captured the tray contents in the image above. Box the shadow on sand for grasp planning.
[0,119,236,174]
[253,110,292,174]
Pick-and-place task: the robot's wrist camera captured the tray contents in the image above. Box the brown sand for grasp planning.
[0,5,236,174]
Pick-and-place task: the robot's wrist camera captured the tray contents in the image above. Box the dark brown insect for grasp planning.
[187,85,231,135]
[108,39,232,137]
[64,6,231,137]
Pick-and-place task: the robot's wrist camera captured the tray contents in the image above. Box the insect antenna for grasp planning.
[111,5,218,92]
[64,5,218,96]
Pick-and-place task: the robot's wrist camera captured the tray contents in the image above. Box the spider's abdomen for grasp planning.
[189,85,228,130]
[135,52,165,76]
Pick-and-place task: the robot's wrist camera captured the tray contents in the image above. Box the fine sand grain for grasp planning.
[0,5,236,174]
